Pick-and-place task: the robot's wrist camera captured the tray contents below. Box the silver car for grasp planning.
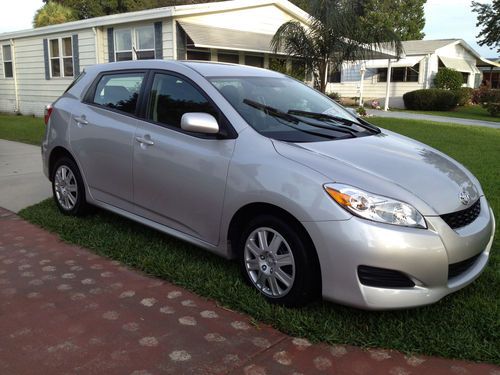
[42,60,495,310]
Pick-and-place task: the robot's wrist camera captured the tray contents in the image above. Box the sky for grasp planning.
[0,0,497,58]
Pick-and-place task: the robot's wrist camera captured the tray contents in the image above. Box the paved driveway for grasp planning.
[367,109,500,129]
[0,139,51,212]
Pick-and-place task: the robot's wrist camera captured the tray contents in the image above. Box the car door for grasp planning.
[70,71,146,209]
[133,71,236,245]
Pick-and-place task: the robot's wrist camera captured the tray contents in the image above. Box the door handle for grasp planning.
[74,116,88,126]
[135,136,155,146]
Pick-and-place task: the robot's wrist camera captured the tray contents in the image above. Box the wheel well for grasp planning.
[48,147,76,181]
[227,202,322,290]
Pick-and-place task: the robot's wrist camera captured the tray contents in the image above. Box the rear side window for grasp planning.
[147,73,217,128]
[92,73,145,115]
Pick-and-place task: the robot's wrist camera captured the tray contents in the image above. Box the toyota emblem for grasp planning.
[459,191,471,205]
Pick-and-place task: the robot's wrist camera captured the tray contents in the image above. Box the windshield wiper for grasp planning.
[287,109,381,134]
[243,99,357,138]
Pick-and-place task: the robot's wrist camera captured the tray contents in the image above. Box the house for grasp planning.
[0,0,311,116]
[327,39,500,109]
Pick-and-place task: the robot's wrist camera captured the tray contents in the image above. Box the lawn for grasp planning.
[405,105,500,123]
[17,117,500,364]
[0,113,45,145]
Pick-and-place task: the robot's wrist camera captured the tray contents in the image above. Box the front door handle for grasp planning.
[74,116,88,126]
[135,136,154,146]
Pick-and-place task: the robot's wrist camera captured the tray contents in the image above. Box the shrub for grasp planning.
[480,89,500,117]
[327,92,341,102]
[434,68,463,90]
[454,87,474,106]
[356,106,367,116]
[403,89,459,111]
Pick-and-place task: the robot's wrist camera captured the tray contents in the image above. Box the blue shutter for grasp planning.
[107,28,115,62]
[43,38,50,80]
[72,34,80,74]
[154,22,163,60]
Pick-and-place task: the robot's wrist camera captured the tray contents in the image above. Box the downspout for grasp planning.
[93,27,99,64]
[10,39,19,113]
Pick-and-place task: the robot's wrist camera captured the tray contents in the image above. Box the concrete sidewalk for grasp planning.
[0,139,51,212]
[1,207,498,374]
[367,109,500,129]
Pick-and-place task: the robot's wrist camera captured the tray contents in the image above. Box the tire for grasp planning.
[51,156,89,216]
[237,215,320,307]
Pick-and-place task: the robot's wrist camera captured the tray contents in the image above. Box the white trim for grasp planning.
[114,25,156,61]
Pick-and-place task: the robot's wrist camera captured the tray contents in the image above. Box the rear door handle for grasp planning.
[135,136,154,146]
[74,116,88,126]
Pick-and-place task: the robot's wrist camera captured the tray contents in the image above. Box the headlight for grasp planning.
[324,183,427,229]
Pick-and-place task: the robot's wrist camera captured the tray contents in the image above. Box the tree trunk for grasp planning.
[318,60,328,93]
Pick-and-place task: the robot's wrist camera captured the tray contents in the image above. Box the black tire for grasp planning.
[51,156,89,216]
[237,214,320,307]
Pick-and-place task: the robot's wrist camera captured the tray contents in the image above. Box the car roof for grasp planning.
[84,59,285,78]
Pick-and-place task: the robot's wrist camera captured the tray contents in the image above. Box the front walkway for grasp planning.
[0,207,498,375]
[366,109,500,129]
[0,139,51,212]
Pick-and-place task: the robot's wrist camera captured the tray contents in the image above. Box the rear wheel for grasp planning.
[52,157,89,216]
[238,215,320,307]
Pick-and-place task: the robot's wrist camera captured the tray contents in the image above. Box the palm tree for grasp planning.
[33,2,77,28]
[271,0,403,93]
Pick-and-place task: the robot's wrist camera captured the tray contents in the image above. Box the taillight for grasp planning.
[44,104,53,126]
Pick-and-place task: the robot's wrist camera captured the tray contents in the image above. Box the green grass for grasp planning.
[19,118,499,364]
[404,105,500,123]
[0,113,45,145]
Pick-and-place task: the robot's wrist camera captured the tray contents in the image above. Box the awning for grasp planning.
[438,56,480,73]
[364,56,424,69]
[178,21,276,54]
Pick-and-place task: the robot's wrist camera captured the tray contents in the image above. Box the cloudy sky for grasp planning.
[0,0,497,58]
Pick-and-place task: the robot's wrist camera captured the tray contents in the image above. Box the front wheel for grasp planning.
[52,157,89,216]
[238,215,320,307]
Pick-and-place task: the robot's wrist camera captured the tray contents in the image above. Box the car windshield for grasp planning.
[208,76,378,142]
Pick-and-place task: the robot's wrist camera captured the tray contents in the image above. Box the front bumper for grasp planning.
[303,196,495,310]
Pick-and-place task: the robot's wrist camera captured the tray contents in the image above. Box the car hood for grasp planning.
[272,130,482,216]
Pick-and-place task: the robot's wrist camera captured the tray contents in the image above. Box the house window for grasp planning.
[115,26,155,61]
[462,72,469,84]
[2,45,13,78]
[328,66,341,83]
[49,37,74,78]
[245,55,264,68]
[186,49,211,61]
[378,63,419,82]
[218,52,239,64]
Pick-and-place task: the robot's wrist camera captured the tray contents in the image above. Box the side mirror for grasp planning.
[181,113,219,134]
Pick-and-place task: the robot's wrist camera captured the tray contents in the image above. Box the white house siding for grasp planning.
[0,45,16,112]
[2,28,97,116]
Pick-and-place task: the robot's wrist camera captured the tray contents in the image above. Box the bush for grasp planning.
[356,106,367,116]
[403,89,459,111]
[454,87,474,106]
[434,68,463,90]
[480,89,500,117]
[327,92,341,102]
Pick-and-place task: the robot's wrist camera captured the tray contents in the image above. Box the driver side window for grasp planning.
[148,73,217,129]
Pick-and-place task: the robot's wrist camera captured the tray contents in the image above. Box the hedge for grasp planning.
[403,89,458,111]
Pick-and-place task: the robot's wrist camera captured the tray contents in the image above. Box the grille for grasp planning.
[358,266,415,288]
[448,254,481,279]
[440,199,481,229]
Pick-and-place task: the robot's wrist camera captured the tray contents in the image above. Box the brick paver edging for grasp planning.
[0,207,498,374]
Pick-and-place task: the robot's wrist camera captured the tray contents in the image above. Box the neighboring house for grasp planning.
[327,39,500,109]
[0,0,310,116]
[478,57,500,89]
